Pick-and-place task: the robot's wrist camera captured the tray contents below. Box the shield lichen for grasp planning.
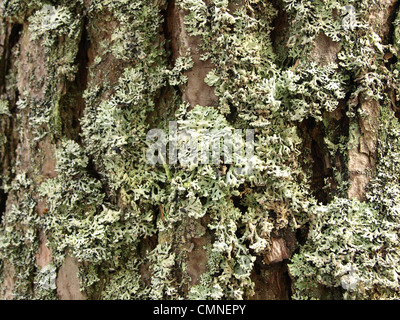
[2,0,400,300]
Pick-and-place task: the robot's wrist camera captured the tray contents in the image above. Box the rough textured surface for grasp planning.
[348,99,380,201]
[169,2,217,108]
[264,238,290,264]
[56,255,86,300]
[1,0,400,300]
[310,33,342,66]
[36,231,52,269]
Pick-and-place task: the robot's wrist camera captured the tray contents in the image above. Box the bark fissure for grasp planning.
[59,16,89,142]
[0,188,7,221]
[2,0,400,301]
[0,22,22,226]
[0,23,22,90]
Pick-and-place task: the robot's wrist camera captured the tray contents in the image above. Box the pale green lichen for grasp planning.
[18,1,84,139]
[288,2,400,300]
[176,0,316,298]
[101,259,148,300]
[1,0,44,22]
[0,100,11,150]
[165,52,194,86]
[2,0,400,301]
[289,106,400,299]
[147,243,178,299]
[0,173,39,299]
[34,264,57,300]
[39,139,156,266]
[0,100,11,117]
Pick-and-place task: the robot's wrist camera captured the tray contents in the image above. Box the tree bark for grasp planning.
[1,0,400,300]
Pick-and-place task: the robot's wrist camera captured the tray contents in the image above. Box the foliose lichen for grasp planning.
[2,0,400,301]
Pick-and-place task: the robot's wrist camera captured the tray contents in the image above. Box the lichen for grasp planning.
[0,173,39,299]
[0,100,11,151]
[1,0,44,22]
[288,1,400,300]
[34,264,57,300]
[0,100,11,117]
[2,0,400,301]
[289,106,400,299]
[21,1,84,138]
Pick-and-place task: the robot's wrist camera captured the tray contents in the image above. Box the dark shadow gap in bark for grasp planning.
[385,0,400,46]
[231,182,248,214]
[0,23,22,92]
[0,23,23,224]
[298,118,332,204]
[6,23,22,72]
[269,0,290,68]
[163,0,176,67]
[250,256,291,300]
[386,1,400,121]
[146,0,179,128]
[284,264,293,300]
[298,99,349,205]
[0,103,19,221]
[295,221,310,247]
[0,188,7,222]
[59,16,89,142]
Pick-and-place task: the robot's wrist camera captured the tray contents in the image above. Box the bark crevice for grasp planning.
[0,22,23,224]
[59,16,89,143]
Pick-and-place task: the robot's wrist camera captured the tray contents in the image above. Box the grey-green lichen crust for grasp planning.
[1,0,400,300]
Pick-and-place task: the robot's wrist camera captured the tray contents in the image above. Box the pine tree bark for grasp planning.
[1,0,400,300]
